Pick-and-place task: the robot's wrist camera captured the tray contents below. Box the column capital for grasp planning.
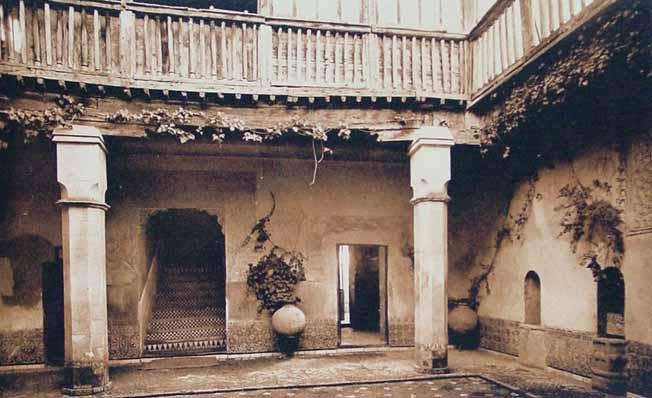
[407,126,455,158]
[52,124,107,154]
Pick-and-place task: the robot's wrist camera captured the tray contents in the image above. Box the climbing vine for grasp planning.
[477,2,651,169]
[0,96,85,149]
[243,192,307,313]
[555,171,624,279]
[467,175,540,309]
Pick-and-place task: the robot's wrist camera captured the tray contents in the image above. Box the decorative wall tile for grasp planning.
[627,340,652,397]
[544,327,594,378]
[478,316,520,356]
[0,329,44,365]
[389,321,415,347]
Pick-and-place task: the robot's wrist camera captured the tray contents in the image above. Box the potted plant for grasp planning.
[243,193,307,353]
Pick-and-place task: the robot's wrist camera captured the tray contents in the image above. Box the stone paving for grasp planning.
[1,349,604,398]
[180,377,526,398]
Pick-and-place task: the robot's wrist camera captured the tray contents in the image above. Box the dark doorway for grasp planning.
[337,244,387,347]
[144,209,227,356]
[42,247,64,364]
[597,267,625,338]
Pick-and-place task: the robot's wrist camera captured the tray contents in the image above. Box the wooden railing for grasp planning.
[469,0,600,101]
[0,0,617,103]
[0,0,468,100]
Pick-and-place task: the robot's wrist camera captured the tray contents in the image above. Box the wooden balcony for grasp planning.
[468,0,613,106]
[0,0,468,103]
[0,0,622,105]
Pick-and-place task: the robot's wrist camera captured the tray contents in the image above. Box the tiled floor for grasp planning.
[190,377,524,397]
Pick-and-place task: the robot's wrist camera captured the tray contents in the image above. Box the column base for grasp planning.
[62,362,110,396]
[415,347,449,374]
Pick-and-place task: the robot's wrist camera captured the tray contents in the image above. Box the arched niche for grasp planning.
[524,271,541,325]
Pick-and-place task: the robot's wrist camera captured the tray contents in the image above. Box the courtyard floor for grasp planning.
[1,348,604,398]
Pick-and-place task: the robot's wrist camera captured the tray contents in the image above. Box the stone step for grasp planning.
[151,305,224,320]
[149,315,225,331]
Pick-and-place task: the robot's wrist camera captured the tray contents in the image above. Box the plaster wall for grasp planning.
[0,146,60,365]
[105,151,416,356]
[458,131,652,393]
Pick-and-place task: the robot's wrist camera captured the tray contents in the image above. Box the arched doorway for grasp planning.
[524,271,541,325]
[144,209,226,356]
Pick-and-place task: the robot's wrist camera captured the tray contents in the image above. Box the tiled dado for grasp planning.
[478,316,520,356]
[388,322,415,347]
[544,327,594,377]
[628,340,652,397]
[0,329,44,365]
[108,323,141,359]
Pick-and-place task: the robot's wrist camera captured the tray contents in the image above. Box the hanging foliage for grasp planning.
[243,193,306,313]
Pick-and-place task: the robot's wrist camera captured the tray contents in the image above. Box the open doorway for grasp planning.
[144,209,227,356]
[337,244,388,347]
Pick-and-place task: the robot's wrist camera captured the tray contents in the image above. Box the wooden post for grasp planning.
[520,0,534,53]
[119,9,134,76]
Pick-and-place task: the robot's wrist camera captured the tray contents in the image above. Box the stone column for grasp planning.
[53,125,111,395]
[409,127,454,373]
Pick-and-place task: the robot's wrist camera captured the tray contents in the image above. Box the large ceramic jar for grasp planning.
[271,304,306,336]
[449,302,478,334]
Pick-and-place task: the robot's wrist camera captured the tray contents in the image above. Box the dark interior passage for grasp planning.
[338,245,387,347]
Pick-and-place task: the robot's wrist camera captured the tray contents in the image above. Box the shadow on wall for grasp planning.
[0,235,54,307]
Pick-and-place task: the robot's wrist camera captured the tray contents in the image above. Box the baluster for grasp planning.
[411,36,417,90]
[439,39,447,93]
[391,35,398,89]
[401,36,407,90]
[354,34,360,84]
[384,35,391,89]
[570,0,578,16]
[306,29,312,82]
[499,14,508,71]
[334,32,340,85]
[220,21,227,78]
[67,6,74,68]
[93,9,100,70]
[19,0,26,63]
[420,38,426,92]
[343,32,348,84]
[287,27,292,82]
[558,0,565,24]
[156,16,162,75]
[199,19,205,78]
[230,23,236,80]
[143,14,150,74]
[44,3,52,65]
[33,4,42,65]
[316,30,322,83]
[431,37,437,92]
[296,27,302,82]
[106,12,112,73]
[276,27,283,81]
[325,30,332,83]
[55,9,62,65]
[253,24,258,80]
[81,8,88,68]
[362,33,368,84]
[505,5,516,65]
[242,22,247,80]
[210,19,217,77]
[179,18,186,77]
[167,16,174,75]
[188,17,194,77]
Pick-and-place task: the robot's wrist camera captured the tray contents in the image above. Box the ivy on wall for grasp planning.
[476,1,651,173]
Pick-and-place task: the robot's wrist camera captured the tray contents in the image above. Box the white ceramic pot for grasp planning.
[271,304,306,336]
